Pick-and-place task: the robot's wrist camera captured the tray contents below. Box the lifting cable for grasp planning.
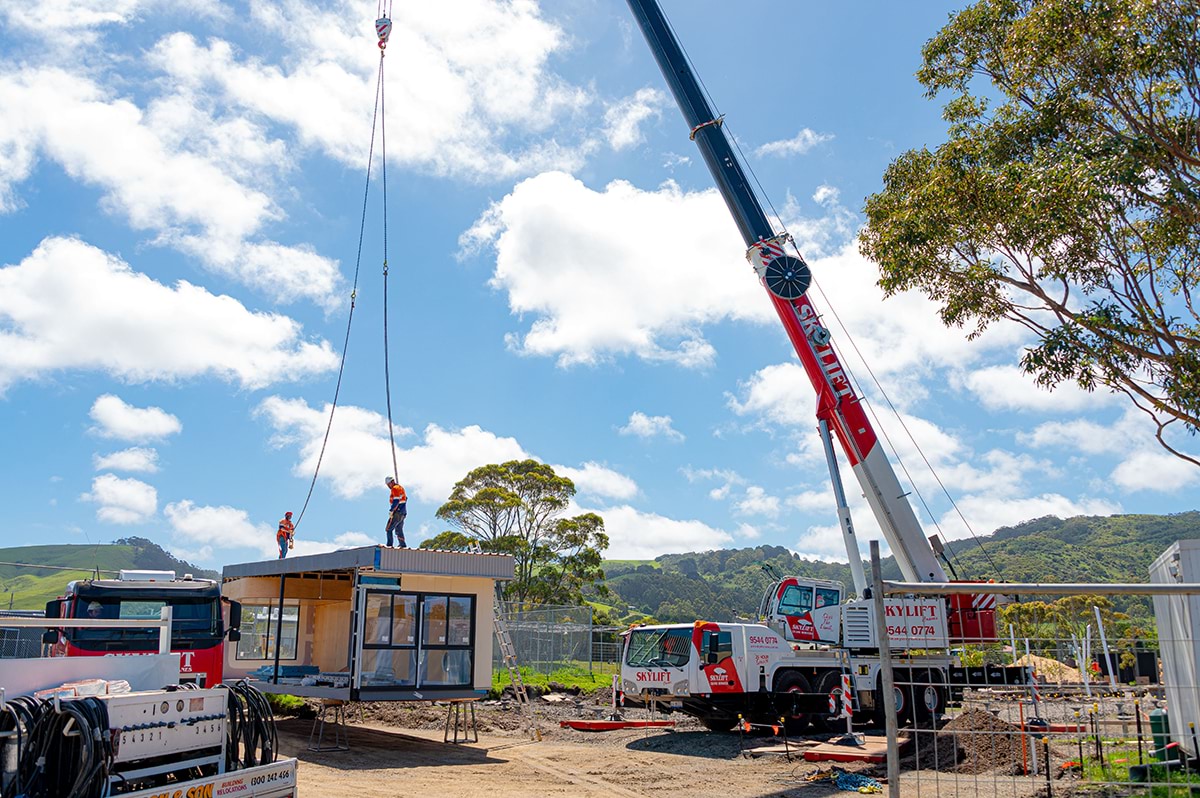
[378,0,401,482]
[659,4,1003,581]
[293,6,396,530]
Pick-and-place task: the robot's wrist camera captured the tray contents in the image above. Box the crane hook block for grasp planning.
[376,17,392,49]
[747,238,811,301]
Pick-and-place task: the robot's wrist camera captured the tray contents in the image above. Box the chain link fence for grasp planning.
[492,602,622,679]
[869,541,1200,798]
[0,611,46,659]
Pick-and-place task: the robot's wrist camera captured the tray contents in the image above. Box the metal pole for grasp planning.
[870,541,900,798]
[272,573,287,684]
[819,419,867,596]
[881,581,1200,596]
[1093,606,1119,691]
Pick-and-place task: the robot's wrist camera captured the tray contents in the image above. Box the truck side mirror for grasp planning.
[44,599,61,619]
[42,629,58,645]
[227,628,242,643]
[707,634,720,664]
[226,600,242,630]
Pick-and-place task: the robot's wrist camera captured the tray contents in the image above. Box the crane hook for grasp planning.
[376,16,392,50]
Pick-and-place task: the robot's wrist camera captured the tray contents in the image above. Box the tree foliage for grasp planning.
[426,460,609,606]
[860,0,1200,464]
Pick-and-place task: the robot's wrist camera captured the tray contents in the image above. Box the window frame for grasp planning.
[358,589,476,690]
[235,600,300,661]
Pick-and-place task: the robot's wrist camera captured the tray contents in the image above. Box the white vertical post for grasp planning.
[158,606,173,655]
[1094,606,1119,691]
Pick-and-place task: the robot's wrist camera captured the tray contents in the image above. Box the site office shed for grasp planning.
[221,546,515,701]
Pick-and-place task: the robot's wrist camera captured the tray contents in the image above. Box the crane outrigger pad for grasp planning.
[559,719,676,731]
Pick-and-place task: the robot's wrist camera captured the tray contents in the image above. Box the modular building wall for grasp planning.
[222,546,514,702]
[1150,539,1200,751]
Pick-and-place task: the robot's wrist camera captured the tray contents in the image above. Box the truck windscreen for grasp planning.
[625,628,692,668]
[69,597,221,652]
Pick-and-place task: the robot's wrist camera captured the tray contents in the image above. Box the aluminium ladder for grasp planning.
[493,583,541,741]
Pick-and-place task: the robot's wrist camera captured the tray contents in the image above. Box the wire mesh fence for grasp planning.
[492,602,622,679]
[873,569,1200,798]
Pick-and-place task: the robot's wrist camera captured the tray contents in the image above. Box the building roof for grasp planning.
[221,545,515,581]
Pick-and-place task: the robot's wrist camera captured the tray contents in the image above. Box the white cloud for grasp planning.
[150,3,591,180]
[257,396,526,504]
[0,237,339,392]
[1111,451,1200,493]
[555,462,639,501]
[619,411,684,441]
[83,474,157,524]
[682,467,745,501]
[603,88,666,150]
[959,365,1119,413]
[90,396,181,442]
[164,499,375,562]
[461,172,770,367]
[734,486,781,518]
[598,505,735,559]
[727,363,815,427]
[0,68,342,308]
[755,128,834,158]
[93,447,160,473]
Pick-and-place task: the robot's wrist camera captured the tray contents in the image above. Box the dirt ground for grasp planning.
[274,696,1050,798]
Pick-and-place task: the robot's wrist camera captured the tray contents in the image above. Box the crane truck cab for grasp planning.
[44,569,241,686]
[758,577,844,644]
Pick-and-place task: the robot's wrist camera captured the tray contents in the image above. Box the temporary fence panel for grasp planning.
[490,602,622,679]
[866,541,1200,798]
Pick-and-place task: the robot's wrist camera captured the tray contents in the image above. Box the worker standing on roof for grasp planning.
[277,511,295,559]
[385,477,407,548]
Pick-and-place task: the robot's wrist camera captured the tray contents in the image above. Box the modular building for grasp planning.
[221,546,514,701]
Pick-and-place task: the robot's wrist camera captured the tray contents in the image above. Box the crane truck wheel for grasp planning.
[773,671,812,734]
[874,669,918,729]
[913,668,947,726]
[810,670,849,732]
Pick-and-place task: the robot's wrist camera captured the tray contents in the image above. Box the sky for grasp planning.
[1,0,1196,572]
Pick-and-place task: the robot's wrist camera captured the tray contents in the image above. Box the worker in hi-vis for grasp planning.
[277,511,295,559]
[385,477,407,548]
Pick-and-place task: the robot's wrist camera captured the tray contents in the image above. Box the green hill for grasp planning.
[597,512,1200,624]
[0,537,218,610]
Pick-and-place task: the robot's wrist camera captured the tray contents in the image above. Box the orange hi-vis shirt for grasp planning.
[389,483,407,510]
[277,518,295,540]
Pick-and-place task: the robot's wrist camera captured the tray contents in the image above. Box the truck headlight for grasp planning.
[673,681,689,696]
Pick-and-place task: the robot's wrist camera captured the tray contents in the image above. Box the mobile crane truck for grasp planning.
[618,0,1005,733]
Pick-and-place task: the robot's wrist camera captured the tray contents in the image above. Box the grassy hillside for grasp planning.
[0,537,218,610]
[596,512,1200,624]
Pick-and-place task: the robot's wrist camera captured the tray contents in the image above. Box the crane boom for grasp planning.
[626,0,947,583]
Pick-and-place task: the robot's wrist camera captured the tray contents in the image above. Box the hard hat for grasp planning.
[385,476,396,485]
[285,511,293,517]
[88,601,103,612]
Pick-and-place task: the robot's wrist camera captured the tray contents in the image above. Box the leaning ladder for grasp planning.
[493,583,541,741]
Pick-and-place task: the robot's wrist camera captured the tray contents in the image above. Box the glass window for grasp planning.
[68,596,220,652]
[421,649,471,686]
[448,597,472,646]
[625,628,693,668]
[815,587,841,609]
[701,630,732,660]
[365,593,391,645]
[779,585,813,615]
[235,602,299,660]
[359,591,474,691]
[391,595,417,645]
[361,648,416,686]
[422,597,448,646]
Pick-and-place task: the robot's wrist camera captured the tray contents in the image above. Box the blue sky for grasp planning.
[1,0,1195,570]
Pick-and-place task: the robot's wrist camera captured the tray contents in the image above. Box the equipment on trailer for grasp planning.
[44,570,241,687]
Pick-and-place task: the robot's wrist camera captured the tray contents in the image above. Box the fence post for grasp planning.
[870,541,900,798]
